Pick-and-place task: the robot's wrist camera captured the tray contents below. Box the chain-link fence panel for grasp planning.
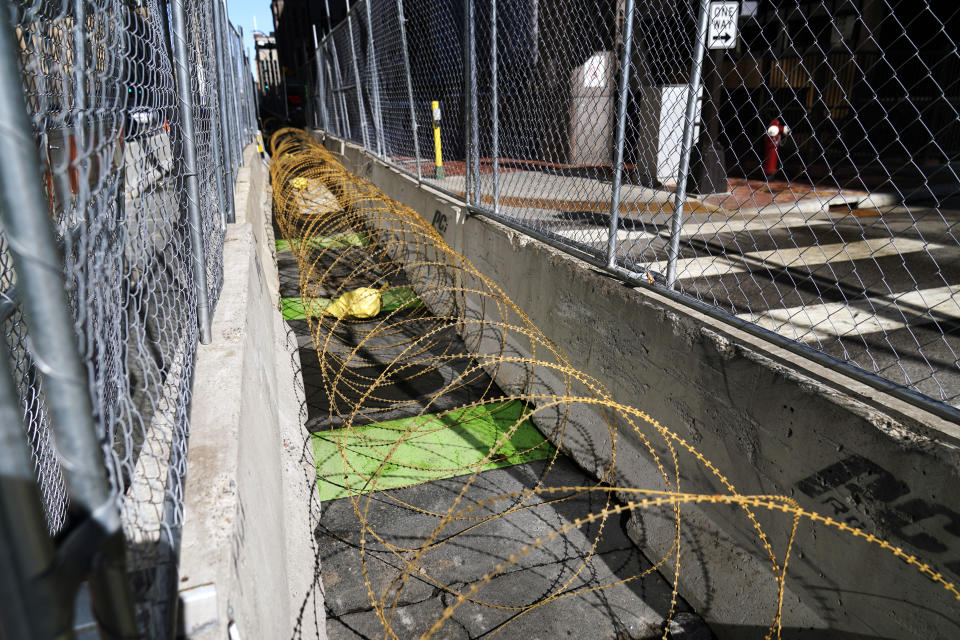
[613,0,960,409]
[11,2,197,633]
[330,17,367,147]
[228,23,250,167]
[471,0,632,241]
[368,0,420,174]
[320,38,341,138]
[313,0,960,417]
[186,1,227,307]
[3,0,255,634]
[354,10,382,153]
[236,31,257,141]
[326,33,353,142]
[407,0,466,184]
[0,232,67,534]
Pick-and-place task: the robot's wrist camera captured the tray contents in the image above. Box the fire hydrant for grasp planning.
[763,118,790,177]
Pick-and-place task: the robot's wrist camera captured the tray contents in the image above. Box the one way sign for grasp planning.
[707,1,739,50]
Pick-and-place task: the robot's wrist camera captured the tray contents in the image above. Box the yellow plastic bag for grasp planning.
[323,287,381,320]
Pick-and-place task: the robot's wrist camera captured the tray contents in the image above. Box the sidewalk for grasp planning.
[699,177,899,216]
[421,166,897,220]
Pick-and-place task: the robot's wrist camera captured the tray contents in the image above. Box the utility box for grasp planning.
[567,51,615,166]
[633,84,702,186]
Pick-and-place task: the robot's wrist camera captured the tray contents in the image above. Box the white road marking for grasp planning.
[746,237,936,269]
[887,285,960,320]
[741,303,908,342]
[676,217,830,237]
[647,256,749,279]
[553,217,830,246]
[740,285,960,341]
[553,222,952,332]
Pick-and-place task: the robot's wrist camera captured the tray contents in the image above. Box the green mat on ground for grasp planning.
[275,233,367,253]
[380,287,422,311]
[312,400,555,501]
[281,297,331,320]
[281,287,423,321]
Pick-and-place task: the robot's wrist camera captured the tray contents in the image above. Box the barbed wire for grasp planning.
[270,127,958,640]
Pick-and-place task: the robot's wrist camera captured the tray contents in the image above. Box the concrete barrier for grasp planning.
[178,145,325,639]
[315,132,960,640]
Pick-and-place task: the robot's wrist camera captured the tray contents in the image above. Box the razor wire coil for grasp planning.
[269,127,959,640]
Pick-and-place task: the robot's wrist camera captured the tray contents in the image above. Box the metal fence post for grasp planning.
[221,22,236,160]
[230,16,244,162]
[327,36,348,138]
[71,0,87,160]
[234,27,247,159]
[323,46,339,136]
[0,334,69,639]
[463,0,475,204]
[468,0,479,205]
[314,25,328,131]
[247,52,257,131]
[491,0,499,214]
[665,0,710,289]
[215,1,238,182]
[397,0,422,181]
[208,108,229,233]
[347,14,370,149]
[321,0,335,134]
[363,0,387,157]
[237,35,246,153]
[234,18,246,157]
[0,11,139,637]
[248,53,259,133]
[605,0,636,269]
[209,0,233,226]
[324,62,343,138]
[171,0,213,344]
[319,41,328,133]
[311,26,320,129]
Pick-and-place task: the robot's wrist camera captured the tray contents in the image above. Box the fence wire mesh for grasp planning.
[2,0,256,635]
[307,0,960,414]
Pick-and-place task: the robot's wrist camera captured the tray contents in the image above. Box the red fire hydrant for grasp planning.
[763,118,789,177]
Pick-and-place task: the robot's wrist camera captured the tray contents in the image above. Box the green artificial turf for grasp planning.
[312,400,555,501]
[275,233,367,253]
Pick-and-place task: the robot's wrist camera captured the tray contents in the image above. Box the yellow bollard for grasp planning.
[431,100,445,179]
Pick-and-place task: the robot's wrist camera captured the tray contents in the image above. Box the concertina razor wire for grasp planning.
[269,126,958,640]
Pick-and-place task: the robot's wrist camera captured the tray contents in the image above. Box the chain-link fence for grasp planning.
[0,0,256,637]
[307,0,960,419]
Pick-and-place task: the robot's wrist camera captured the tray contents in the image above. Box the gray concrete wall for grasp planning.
[317,133,960,640]
[179,146,325,639]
